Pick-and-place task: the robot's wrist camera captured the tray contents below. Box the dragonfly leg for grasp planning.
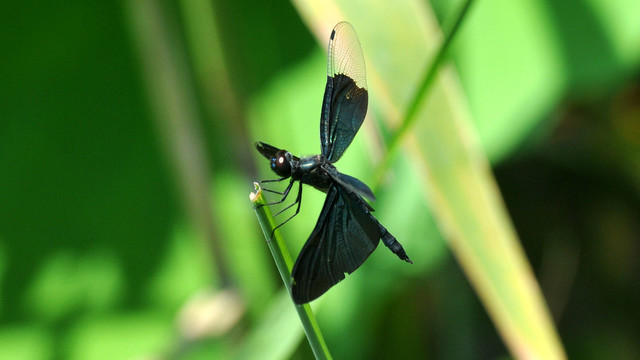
[270,181,303,239]
[259,177,289,195]
[257,178,295,208]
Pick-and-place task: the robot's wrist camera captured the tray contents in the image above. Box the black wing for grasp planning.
[328,170,376,203]
[291,184,380,303]
[320,22,368,163]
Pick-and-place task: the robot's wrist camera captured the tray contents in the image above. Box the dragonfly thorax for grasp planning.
[297,154,333,193]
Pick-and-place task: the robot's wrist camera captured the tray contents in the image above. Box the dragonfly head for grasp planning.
[255,142,294,178]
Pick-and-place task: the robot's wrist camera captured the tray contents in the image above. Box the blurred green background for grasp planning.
[1,0,639,359]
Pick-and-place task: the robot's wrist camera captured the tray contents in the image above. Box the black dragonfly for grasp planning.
[256,22,412,304]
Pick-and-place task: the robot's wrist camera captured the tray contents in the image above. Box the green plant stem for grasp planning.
[374,0,475,189]
[250,183,332,360]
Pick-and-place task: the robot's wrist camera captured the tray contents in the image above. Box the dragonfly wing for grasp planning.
[291,184,380,303]
[320,22,368,163]
[326,169,376,203]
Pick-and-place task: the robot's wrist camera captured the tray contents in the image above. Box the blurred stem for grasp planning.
[124,0,230,285]
[178,0,241,120]
[250,184,332,360]
[178,0,254,168]
[373,0,475,188]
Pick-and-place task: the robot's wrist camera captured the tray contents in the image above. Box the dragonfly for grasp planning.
[256,22,412,304]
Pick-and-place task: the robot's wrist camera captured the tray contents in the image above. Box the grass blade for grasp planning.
[250,183,332,360]
[373,0,475,188]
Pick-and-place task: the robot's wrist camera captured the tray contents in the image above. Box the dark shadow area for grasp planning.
[495,81,640,358]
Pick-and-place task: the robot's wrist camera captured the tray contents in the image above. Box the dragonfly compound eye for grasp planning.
[271,151,291,177]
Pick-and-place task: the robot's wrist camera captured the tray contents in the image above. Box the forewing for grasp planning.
[320,22,368,163]
[291,184,380,303]
[327,169,376,203]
